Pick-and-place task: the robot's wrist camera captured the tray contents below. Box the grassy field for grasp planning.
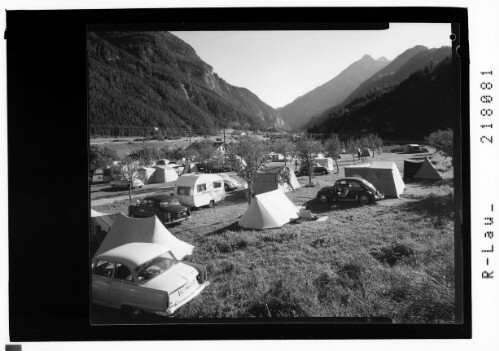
[93,149,456,322]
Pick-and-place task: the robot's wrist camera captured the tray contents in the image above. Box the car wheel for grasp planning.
[122,306,143,321]
[319,194,329,203]
[322,170,327,175]
[208,200,215,208]
[359,195,370,205]
[224,184,229,191]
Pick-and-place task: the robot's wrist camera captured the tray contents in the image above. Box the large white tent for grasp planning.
[152,165,179,183]
[344,161,405,198]
[238,189,300,230]
[93,213,194,259]
[314,157,335,172]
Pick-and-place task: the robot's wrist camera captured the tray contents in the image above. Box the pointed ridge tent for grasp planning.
[252,165,301,195]
[137,167,156,184]
[152,165,179,183]
[344,161,405,198]
[314,158,335,172]
[91,210,116,234]
[414,157,443,180]
[182,162,199,174]
[360,148,373,157]
[238,189,300,229]
[403,159,424,179]
[94,213,194,260]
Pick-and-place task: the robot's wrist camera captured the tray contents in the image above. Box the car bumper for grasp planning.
[155,281,210,316]
[374,193,385,200]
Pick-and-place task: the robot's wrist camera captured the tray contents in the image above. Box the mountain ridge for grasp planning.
[88,31,288,136]
[304,45,452,129]
[277,54,391,130]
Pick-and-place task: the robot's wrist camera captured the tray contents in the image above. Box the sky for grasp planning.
[172,23,452,108]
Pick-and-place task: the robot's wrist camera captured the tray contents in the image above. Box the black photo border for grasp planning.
[6,7,470,341]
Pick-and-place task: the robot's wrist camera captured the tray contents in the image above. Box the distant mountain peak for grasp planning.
[377,56,389,62]
[361,54,374,60]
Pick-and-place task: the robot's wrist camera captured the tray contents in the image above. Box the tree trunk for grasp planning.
[334,158,339,174]
[247,181,252,205]
[352,154,356,165]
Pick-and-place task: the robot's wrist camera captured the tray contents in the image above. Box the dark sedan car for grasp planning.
[128,194,191,225]
[316,177,384,204]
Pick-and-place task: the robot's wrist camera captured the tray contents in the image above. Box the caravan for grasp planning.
[174,173,226,208]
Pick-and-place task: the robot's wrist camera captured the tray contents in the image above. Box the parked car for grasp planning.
[217,173,243,191]
[92,242,209,318]
[128,194,191,225]
[110,178,144,189]
[316,177,384,204]
[297,163,330,176]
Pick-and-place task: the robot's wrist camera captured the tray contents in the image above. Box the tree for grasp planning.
[129,145,161,166]
[344,137,360,165]
[425,129,453,163]
[89,146,118,179]
[111,155,143,201]
[323,134,342,173]
[231,135,270,205]
[271,138,296,165]
[295,135,322,186]
[365,133,384,157]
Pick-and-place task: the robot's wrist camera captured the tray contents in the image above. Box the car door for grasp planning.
[109,262,141,309]
[347,181,363,200]
[92,260,114,306]
[134,199,156,218]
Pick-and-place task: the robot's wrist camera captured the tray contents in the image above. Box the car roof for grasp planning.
[336,177,365,182]
[143,194,175,201]
[95,243,171,268]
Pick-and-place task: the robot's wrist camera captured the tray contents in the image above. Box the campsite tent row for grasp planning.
[344,161,405,198]
[403,157,443,180]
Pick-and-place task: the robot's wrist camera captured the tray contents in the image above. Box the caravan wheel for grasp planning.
[208,200,215,208]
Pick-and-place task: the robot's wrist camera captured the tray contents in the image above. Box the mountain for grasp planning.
[87,31,288,136]
[278,54,390,130]
[307,56,458,140]
[305,45,452,129]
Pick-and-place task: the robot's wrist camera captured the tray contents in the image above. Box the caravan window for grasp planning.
[213,181,222,189]
[197,184,207,192]
[177,186,191,196]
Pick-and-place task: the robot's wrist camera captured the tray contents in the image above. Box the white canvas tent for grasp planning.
[238,189,300,229]
[344,161,405,198]
[414,157,443,180]
[94,213,194,259]
[314,157,335,172]
[137,167,156,184]
[152,165,179,183]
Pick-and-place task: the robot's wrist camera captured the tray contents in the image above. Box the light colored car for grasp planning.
[110,178,144,189]
[92,242,209,317]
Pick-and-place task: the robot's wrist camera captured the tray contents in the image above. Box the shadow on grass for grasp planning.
[303,198,369,214]
[399,193,454,227]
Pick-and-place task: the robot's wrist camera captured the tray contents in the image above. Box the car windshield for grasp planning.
[160,198,178,207]
[135,251,178,283]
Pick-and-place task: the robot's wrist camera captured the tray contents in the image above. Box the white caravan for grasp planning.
[174,173,226,208]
